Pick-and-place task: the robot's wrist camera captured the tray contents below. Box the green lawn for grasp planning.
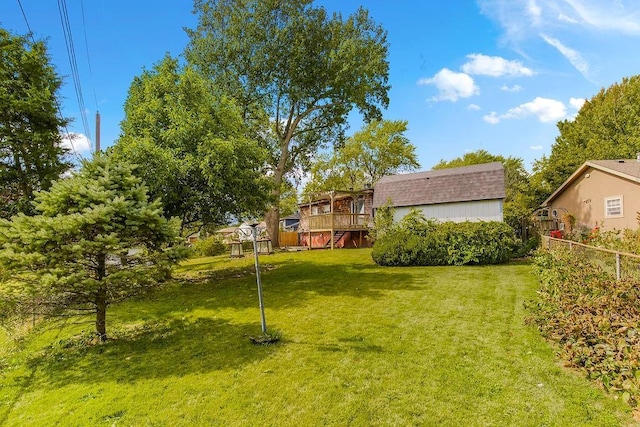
[0,249,635,426]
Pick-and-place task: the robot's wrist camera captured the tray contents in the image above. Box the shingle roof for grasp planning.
[589,159,640,180]
[282,212,300,221]
[372,162,505,208]
[543,159,640,206]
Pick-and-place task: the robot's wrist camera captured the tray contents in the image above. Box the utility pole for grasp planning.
[95,111,101,154]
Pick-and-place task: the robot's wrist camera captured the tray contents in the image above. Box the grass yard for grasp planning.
[0,249,635,426]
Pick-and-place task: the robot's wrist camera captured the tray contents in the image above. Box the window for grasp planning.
[311,205,319,215]
[604,196,623,218]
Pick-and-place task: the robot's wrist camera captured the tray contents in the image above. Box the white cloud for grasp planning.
[468,103,481,111]
[478,0,640,38]
[569,97,586,110]
[563,0,640,34]
[418,68,479,102]
[483,97,567,124]
[529,145,544,150]
[61,132,92,154]
[527,0,542,25]
[483,112,500,124]
[558,13,579,24]
[540,34,590,77]
[501,84,523,93]
[461,54,534,77]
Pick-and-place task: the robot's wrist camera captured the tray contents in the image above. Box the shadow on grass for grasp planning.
[27,317,273,387]
[170,257,419,313]
[23,253,417,389]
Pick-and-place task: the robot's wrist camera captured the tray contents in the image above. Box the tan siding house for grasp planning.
[542,159,640,232]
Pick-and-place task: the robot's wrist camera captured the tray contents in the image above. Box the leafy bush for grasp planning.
[588,227,640,255]
[513,235,539,258]
[367,200,395,243]
[529,247,640,406]
[191,235,227,257]
[371,215,517,266]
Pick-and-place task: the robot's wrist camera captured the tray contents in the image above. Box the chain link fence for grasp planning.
[542,236,640,281]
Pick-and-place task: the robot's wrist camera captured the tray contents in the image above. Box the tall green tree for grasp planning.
[0,28,71,218]
[304,119,419,195]
[111,56,271,234]
[433,150,534,231]
[533,75,640,203]
[0,155,183,342]
[185,0,390,244]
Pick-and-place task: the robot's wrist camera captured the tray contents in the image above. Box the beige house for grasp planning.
[542,159,640,232]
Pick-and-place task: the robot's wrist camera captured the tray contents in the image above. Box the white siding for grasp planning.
[391,199,503,223]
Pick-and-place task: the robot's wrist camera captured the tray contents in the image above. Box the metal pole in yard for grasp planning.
[616,253,621,281]
[250,223,268,333]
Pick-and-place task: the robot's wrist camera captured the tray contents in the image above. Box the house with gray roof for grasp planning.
[297,162,506,249]
[372,162,506,223]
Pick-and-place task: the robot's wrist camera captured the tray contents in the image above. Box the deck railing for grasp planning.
[308,213,370,230]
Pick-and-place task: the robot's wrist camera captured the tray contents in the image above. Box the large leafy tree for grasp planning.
[0,28,71,218]
[433,150,534,231]
[111,56,271,234]
[533,75,640,203]
[304,119,419,195]
[0,155,183,342]
[185,0,390,244]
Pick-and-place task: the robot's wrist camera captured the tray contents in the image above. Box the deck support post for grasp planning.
[308,197,312,250]
[330,192,335,250]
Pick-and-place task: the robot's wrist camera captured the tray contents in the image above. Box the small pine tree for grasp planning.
[0,155,184,342]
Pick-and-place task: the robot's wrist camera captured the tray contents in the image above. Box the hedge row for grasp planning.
[371,218,517,266]
[530,248,640,406]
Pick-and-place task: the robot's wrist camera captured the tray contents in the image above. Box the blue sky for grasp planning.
[3,1,640,171]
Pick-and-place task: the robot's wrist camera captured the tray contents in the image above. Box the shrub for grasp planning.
[513,235,539,258]
[371,217,517,266]
[529,247,640,406]
[367,200,395,243]
[371,229,447,266]
[588,227,640,255]
[192,234,227,257]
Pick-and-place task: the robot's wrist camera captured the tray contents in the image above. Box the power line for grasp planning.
[16,0,33,35]
[15,0,84,163]
[80,0,99,110]
[57,0,94,153]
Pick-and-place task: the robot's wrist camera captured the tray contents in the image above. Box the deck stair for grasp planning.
[324,231,347,248]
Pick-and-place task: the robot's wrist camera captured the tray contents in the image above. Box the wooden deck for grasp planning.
[307,213,370,232]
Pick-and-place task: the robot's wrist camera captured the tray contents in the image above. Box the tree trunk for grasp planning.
[95,286,107,342]
[265,137,288,247]
[265,206,280,247]
[95,254,107,342]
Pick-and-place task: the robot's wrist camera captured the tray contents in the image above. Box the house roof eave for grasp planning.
[542,160,640,207]
[299,188,373,206]
[541,162,590,207]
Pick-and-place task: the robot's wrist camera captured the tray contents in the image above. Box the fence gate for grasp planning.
[278,231,299,247]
